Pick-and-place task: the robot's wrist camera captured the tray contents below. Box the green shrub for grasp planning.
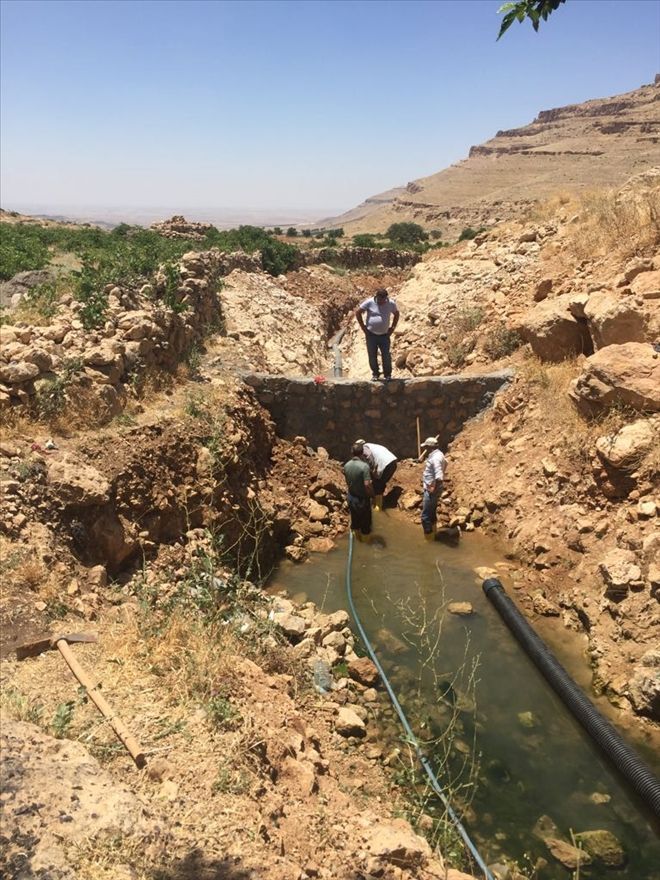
[353,234,379,248]
[458,226,485,242]
[261,239,299,276]
[0,224,49,279]
[286,227,298,237]
[34,357,84,419]
[484,326,522,359]
[454,305,485,333]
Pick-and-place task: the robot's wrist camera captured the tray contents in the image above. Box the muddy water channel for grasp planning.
[271,510,660,879]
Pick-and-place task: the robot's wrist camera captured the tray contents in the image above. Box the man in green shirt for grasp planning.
[343,442,374,541]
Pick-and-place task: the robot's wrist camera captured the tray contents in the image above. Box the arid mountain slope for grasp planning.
[323,79,660,236]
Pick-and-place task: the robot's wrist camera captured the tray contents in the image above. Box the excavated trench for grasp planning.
[4,253,658,878]
[270,506,660,880]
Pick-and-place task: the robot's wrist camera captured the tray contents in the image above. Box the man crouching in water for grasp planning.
[343,442,374,542]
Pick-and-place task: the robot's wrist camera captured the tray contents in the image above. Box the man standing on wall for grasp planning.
[343,441,374,542]
[355,288,399,381]
[356,439,398,511]
[420,436,447,540]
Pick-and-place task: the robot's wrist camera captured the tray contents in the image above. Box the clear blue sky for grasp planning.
[1,0,659,217]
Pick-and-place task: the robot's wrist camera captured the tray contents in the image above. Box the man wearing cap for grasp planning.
[420,436,447,540]
[355,288,399,381]
[356,439,398,511]
[343,441,374,541]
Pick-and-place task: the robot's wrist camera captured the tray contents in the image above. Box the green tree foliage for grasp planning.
[286,227,298,237]
[386,222,429,246]
[0,225,50,279]
[261,239,299,276]
[352,233,380,248]
[497,0,566,39]
[1,221,303,330]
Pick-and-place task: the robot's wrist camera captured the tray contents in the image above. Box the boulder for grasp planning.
[584,290,648,349]
[533,278,553,302]
[47,453,111,506]
[1,720,163,878]
[335,707,366,737]
[366,818,432,868]
[518,294,588,362]
[306,498,330,523]
[271,611,307,641]
[447,601,474,616]
[347,656,379,687]
[598,548,642,600]
[628,650,660,720]
[574,830,626,867]
[22,347,54,372]
[595,417,657,470]
[569,343,660,414]
[0,360,40,384]
[306,536,336,553]
[546,838,592,870]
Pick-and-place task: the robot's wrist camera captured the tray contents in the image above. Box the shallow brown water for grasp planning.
[271,508,660,879]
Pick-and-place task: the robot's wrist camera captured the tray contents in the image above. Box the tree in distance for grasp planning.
[286,227,298,237]
[497,0,566,39]
[386,222,429,246]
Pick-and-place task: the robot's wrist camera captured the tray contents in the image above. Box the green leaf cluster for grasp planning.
[497,0,566,39]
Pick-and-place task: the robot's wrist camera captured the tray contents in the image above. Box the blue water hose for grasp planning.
[345,532,495,880]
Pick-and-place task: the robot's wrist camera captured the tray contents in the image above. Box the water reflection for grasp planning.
[270,510,660,878]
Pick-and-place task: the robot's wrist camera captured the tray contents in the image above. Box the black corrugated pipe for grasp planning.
[482,578,660,820]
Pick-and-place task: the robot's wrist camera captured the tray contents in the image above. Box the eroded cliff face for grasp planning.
[324,79,660,236]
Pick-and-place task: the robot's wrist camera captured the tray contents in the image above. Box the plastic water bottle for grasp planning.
[312,659,333,694]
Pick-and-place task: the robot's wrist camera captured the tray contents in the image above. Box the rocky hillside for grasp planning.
[340,169,660,724]
[321,78,660,237]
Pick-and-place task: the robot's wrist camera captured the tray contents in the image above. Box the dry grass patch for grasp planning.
[526,190,578,223]
[520,355,636,466]
[571,183,660,261]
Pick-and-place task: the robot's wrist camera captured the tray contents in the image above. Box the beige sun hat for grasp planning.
[420,436,439,448]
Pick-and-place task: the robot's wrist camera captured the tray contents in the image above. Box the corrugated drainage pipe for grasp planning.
[482,578,660,820]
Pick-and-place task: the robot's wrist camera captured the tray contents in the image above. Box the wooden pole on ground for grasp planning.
[416,416,421,459]
[55,638,146,768]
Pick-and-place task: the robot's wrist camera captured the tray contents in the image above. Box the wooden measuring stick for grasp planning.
[55,638,146,768]
[416,416,421,459]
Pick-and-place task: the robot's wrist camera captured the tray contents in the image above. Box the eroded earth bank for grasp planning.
[1,174,659,880]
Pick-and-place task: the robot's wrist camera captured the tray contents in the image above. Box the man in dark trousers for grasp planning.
[343,441,374,542]
[356,439,398,511]
[355,288,399,381]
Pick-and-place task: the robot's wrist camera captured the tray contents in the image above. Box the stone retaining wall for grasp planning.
[301,247,421,271]
[242,372,513,459]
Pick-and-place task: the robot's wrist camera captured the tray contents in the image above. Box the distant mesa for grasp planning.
[322,78,660,237]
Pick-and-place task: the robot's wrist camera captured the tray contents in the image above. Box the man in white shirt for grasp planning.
[355,288,399,381]
[356,439,398,511]
[420,436,447,540]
